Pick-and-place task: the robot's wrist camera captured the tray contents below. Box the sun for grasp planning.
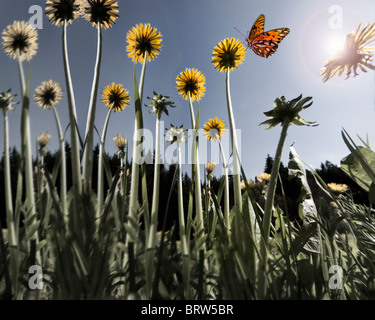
[325,33,346,55]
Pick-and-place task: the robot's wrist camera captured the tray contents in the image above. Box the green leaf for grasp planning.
[340,146,375,192]
[369,183,375,204]
[288,146,318,223]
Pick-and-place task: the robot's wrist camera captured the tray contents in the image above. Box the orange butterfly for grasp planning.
[235,14,290,58]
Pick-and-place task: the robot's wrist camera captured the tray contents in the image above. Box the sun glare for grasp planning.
[325,34,346,55]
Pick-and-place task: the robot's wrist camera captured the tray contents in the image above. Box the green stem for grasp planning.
[188,97,204,234]
[148,115,161,248]
[258,118,289,297]
[178,141,190,299]
[225,70,242,217]
[18,55,37,247]
[3,110,18,295]
[146,114,161,297]
[218,139,230,227]
[83,24,102,194]
[128,54,147,228]
[97,107,113,219]
[62,20,82,210]
[52,106,67,216]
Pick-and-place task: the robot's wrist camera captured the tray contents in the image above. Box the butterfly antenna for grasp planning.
[233,27,247,40]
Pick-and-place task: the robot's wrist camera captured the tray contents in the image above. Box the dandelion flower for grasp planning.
[1,21,38,61]
[176,68,206,102]
[114,134,126,151]
[257,172,271,182]
[34,80,63,109]
[0,89,18,114]
[212,38,246,73]
[126,23,162,63]
[165,124,188,145]
[145,91,175,117]
[45,0,82,27]
[260,95,316,130]
[114,133,126,159]
[205,161,216,174]
[203,117,227,141]
[101,82,130,112]
[327,182,349,194]
[38,132,52,149]
[321,23,375,82]
[81,0,119,29]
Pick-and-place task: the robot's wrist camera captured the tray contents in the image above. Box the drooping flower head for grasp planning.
[145,91,175,118]
[203,117,227,141]
[321,23,375,82]
[126,23,163,63]
[34,80,63,109]
[1,21,38,61]
[0,89,18,114]
[165,124,188,145]
[45,0,82,27]
[81,0,119,29]
[212,38,246,73]
[101,82,130,112]
[176,68,206,102]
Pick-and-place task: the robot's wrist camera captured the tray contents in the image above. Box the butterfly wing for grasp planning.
[251,27,290,58]
[248,14,265,43]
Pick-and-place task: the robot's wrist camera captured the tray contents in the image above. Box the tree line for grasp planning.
[0,146,369,231]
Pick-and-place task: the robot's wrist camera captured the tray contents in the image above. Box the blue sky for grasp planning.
[1,0,375,180]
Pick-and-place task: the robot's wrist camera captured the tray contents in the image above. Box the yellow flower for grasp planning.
[34,80,63,109]
[126,23,162,63]
[257,173,271,182]
[205,161,216,174]
[37,132,52,149]
[176,68,206,102]
[327,183,349,194]
[101,82,130,112]
[113,134,126,151]
[46,0,82,27]
[203,117,227,141]
[1,21,38,61]
[212,38,246,73]
[321,23,375,82]
[81,0,119,29]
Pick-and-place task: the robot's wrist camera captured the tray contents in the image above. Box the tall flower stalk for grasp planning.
[0,90,19,294]
[126,23,162,233]
[144,92,175,296]
[258,94,316,297]
[46,0,82,220]
[34,80,66,214]
[97,83,130,218]
[81,0,119,193]
[176,68,206,235]
[62,20,82,220]
[212,38,246,245]
[166,124,190,298]
[203,117,230,225]
[2,21,39,255]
